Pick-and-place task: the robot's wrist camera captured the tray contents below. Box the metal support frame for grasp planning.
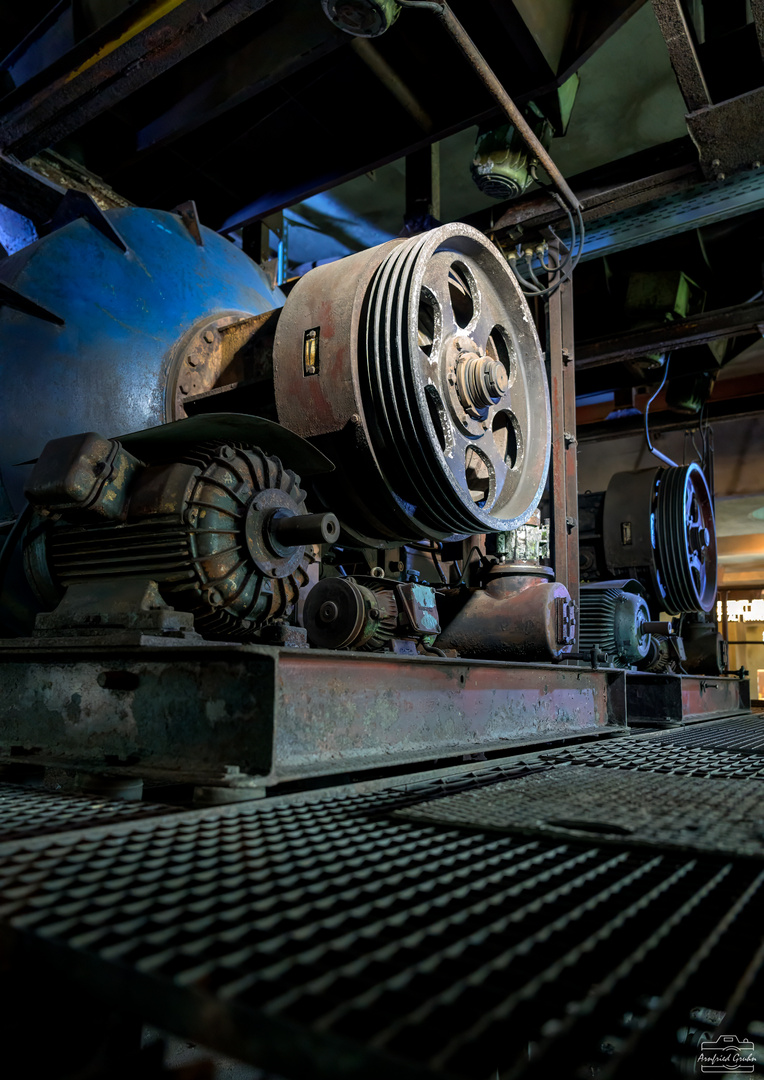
[0,0,278,160]
[686,86,764,179]
[546,249,579,644]
[577,298,764,368]
[651,0,711,112]
[0,642,624,791]
[404,143,441,225]
[242,211,287,288]
[625,671,750,726]
[754,0,764,58]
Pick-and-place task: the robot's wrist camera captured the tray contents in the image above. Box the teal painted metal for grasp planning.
[576,167,764,261]
[0,207,284,513]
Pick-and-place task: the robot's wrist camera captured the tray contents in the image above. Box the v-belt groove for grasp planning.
[272,849,632,1029]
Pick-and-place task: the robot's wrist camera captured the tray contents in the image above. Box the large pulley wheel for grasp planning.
[273,223,550,543]
[654,464,717,613]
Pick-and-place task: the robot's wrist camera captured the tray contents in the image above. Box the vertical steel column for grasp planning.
[547,253,579,647]
[405,144,441,226]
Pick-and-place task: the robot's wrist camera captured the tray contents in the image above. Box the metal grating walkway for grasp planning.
[0,779,181,841]
[1,715,764,1078]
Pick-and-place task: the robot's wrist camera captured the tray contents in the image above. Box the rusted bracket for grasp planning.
[0,0,278,160]
[650,0,711,112]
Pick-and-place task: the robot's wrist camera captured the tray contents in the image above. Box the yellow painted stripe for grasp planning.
[66,0,189,81]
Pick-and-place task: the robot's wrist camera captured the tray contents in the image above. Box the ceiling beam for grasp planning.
[577,299,764,369]
[0,0,277,160]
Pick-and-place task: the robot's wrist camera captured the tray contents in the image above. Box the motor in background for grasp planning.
[579,579,669,669]
[471,79,579,200]
[578,463,724,674]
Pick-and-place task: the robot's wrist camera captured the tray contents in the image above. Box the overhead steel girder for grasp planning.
[0,0,277,161]
[576,299,764,369]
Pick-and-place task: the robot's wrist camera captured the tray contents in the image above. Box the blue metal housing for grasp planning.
[0,207,284,513]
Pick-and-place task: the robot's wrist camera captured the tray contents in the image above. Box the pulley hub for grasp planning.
[455,345,509,416]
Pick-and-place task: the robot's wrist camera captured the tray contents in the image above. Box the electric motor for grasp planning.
[579,582,651,667]
[19,426,338,640]
[579,463,717,616]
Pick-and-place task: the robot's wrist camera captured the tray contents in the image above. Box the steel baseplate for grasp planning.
[0,640,626,794]
[625,671,750,728]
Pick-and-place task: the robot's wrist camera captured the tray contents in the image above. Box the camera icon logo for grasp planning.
[697,1034,755,1073]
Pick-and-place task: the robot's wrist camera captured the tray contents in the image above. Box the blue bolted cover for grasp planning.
[0,206,284,513]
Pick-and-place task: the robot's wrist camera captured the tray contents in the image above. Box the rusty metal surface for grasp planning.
[687,87,764,179]
[0,644,277,779]
[435,573,574,661]
[0,643,625,786]
[0,0,279,161]
[547,255,579,634]
[274,651,624,779]
[650,0,711,112]
[626,672,749,727]
[1,765,764,1078]
[273,223,550,544]
[396,763,764,858]
[167,312,281,423]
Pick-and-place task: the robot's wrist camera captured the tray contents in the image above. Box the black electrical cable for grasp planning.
[644,354,677,469]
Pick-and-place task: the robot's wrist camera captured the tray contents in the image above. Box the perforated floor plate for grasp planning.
[0,781,180,842]
[396,765,764,859]
[2,779,764,1080]
[539,739,764,779]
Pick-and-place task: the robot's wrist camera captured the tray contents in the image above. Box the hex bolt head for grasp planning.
[179,383,189,395]
[208,590,223,606]
[187,353,198,367]
[203,329,215,344]
[369,607,380,620]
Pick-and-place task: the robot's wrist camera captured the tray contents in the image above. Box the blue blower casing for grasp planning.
[0,206,284,514]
